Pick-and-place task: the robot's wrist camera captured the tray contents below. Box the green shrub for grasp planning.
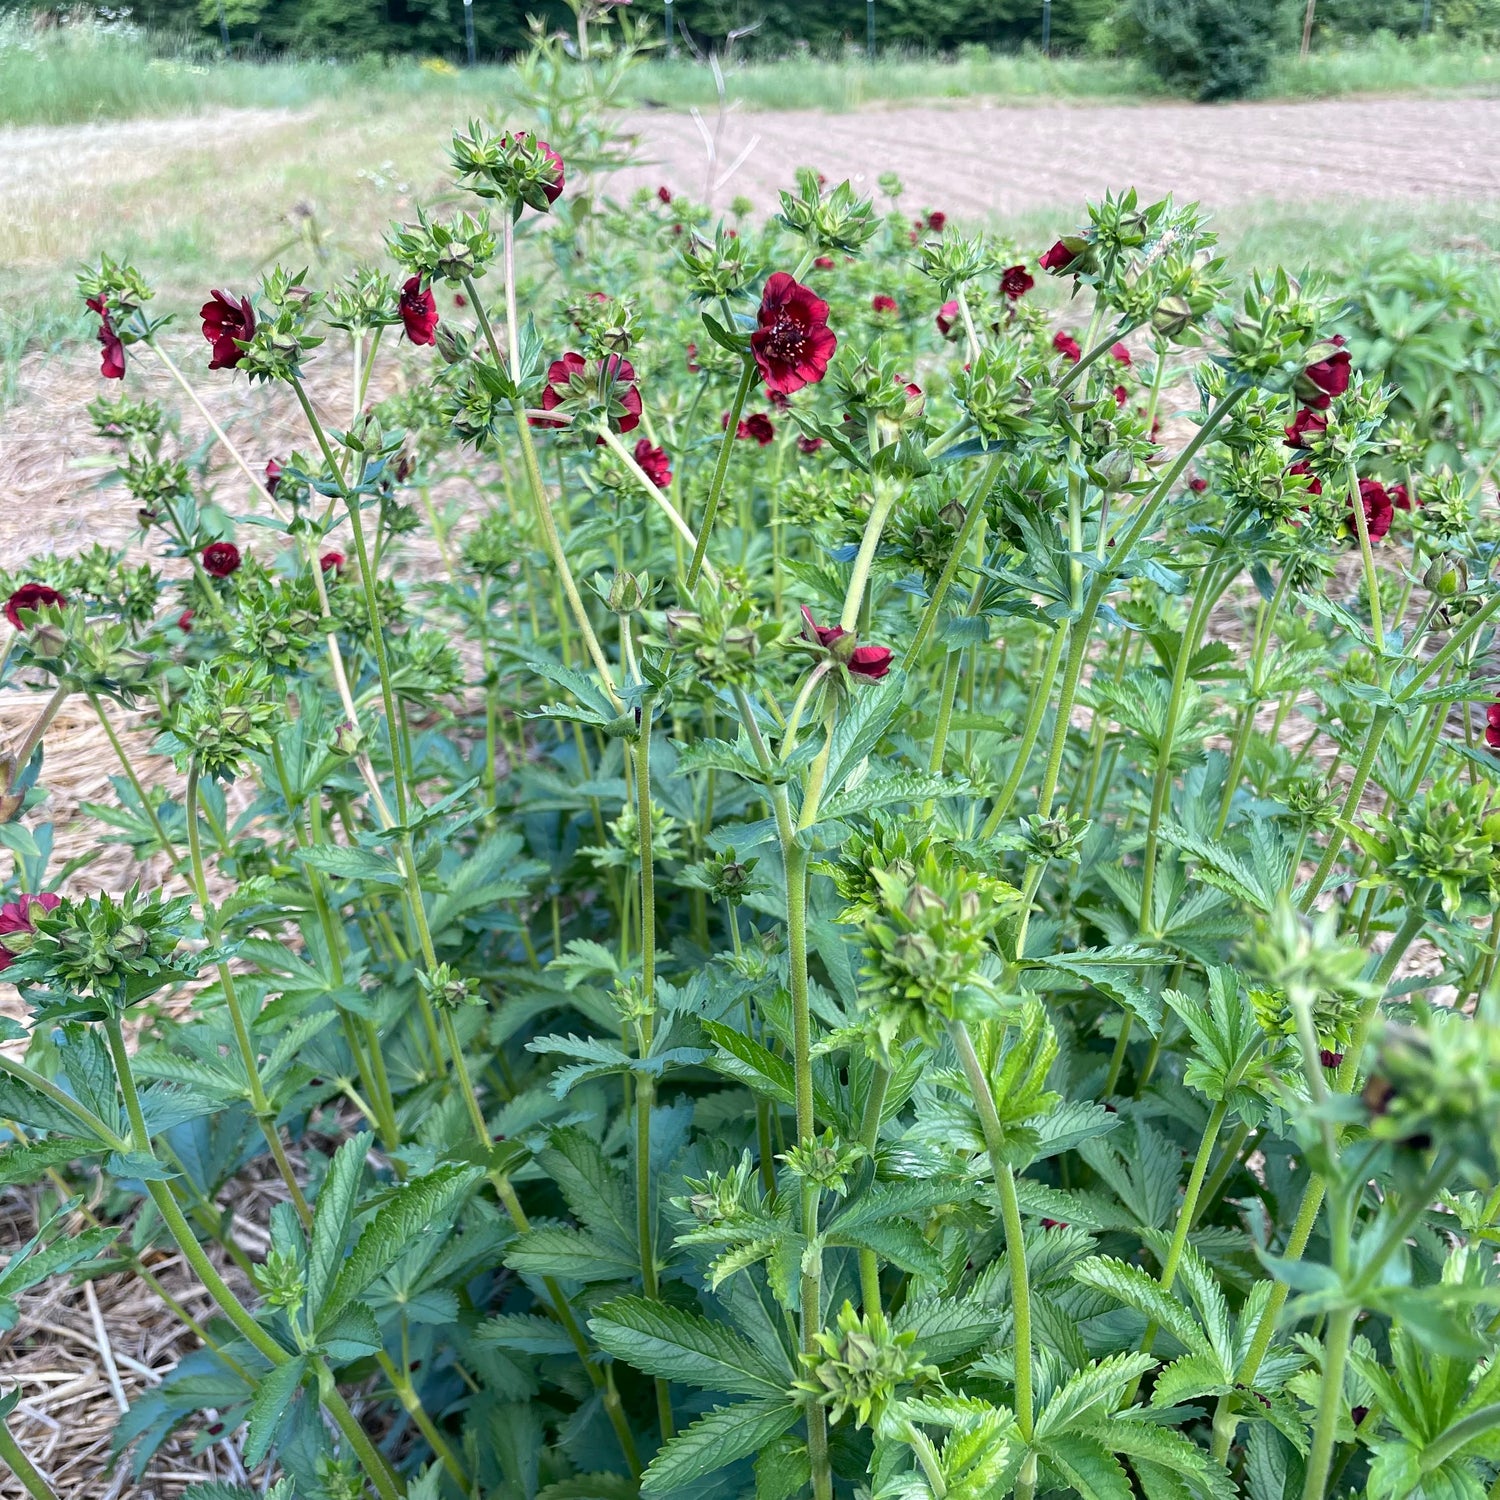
[1122,0,1289,97]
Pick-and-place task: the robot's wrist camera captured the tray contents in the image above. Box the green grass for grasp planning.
[1267,32,1500,98]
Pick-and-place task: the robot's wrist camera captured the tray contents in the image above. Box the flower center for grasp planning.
[765,315,808,362]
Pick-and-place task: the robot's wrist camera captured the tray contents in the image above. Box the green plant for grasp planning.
[1122,0,1288,98]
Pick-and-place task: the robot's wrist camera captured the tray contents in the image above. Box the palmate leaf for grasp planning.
[591,1296,793,1396]
[639,1398,802,1495]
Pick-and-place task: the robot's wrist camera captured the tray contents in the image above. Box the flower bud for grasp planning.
[1152,295,1195,338]
[27,622,68,660]
[902,882,945,922]
[330,719,362,757]
[1423,552,1467,599]
[434,323,468,365]
[607,570,643,614]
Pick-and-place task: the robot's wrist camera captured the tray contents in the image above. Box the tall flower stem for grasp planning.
[596,426,718,587]
[2,684,69,803]
[87,693,179,865]
[979,623,1071,838]
[185,759,312,1226]
[840,481,900,633]
[1346,465,1385,655]
[856,1063,891,1312]
[1298,706,1392,913]
[0,1418,62,1500]
[688,357,757,589]
[948,1021,1033,1463]
[1301,1306,1356,1500]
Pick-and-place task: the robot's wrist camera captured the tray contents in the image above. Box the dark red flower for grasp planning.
[686,342,701,374]
[1486,703,1500,750]
[738,412,775,446]
[1390,482,1415,511]
[505,131,565,205]
[0,892,60,973]
[534,352,587,429]
[200,290,256,371]
[4,584,65,630]
[813,256,835,271]
[935,300,960,339]
[265,458,282,495]
[604,354,642,434]
[177,608,195,632]
[1053,330,1082,363]
[926,211,946,232]
[1319,1049,1344,1068]
[398,276,439,346]
[767,389,792,413]
[1351,1406,1369,1428]
[1302,347,1351,409]
[1113,385,1128,407]
[796,435,824,455]
[751,272,837,396]
[871,294,899,315]
[801,604,844,649]
[1111,342,1132,366]
[86,294,125,380]
[1354,478,1393,541]
[202,541,242,578]
[454,292,468,307]
[1039,240,1077,272]
[1284,408,1327,449]
[534,351,640,435]
[320,551,346,574]
[1288,459,1322,497]
[1188,475,1208,493]
[848,645,892,679]
[1000,264,1034,300]
[657,185,673,204]
[634,439,672,489]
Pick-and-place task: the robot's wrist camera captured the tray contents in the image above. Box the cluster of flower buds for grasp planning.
[565,292,636,357]
[418,962,482,1010]
[663,592,780,691]
[781,1127,867,1196]
[387,207,498,288]
[794,1302,937,1430]
[450,122,565,215]
[322,266,403,337]
[679,225,754,302]
[158,660,282,780]
[776,170,879,257]
[234,269,323,383]
[954,342,1042,445]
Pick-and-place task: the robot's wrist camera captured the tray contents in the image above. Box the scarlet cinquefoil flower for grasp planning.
[657,185,672,204]
[201,290,256,371]
[86,295,125,380]
[797,435,824,455]
[751,273,837,397]
[399,277,439,346]
[0,892,60,973]
[1353,478,1394,541]
[1039,240,1077,272]
[799,606,891,680]
[1285,408,1328,449]
[1189,475,1209,493]
[634,440,672,489]
[320,551,346,574]
[1391,482,1415,511]
[1000,264,1034,300]
[1053,330,1082,363]
[1288,459,1322,497]
[737,413,775,446]
[202,541,242,578]
[685,343,701,374]
[1111,342,1132,366]
[1113,385,1128,407]
[926,211,946,232]
[177,608,195,632]
[265,458,283,495]
[5,584,64,629]
[871,294,898,315]
[1486,703,1500,750]
[534,352,642,435]
[935,301,959,339]
[1301,346,1352,409]
[813,256,835,271]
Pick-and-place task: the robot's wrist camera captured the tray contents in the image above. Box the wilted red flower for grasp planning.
[201,290,256,371]
[399,277,439,346]
[202,541,242,578]
[935,300,960,339]
[4,584,65,630]
[1285,408,1327,449]
[686,342,701,374]
[634,439,672,489]
[657,185,673,204]
[86,294,125,380]
[1039,240,1077,272]
[751,272,837,396]
[1053,330,1082,363]
[1113,385,1128,407]
[1301,347,1351,409]
[796,435,824,455]
[1000,264,1034,300]
[738,412,776,445]
[1288,459,1322,496]
[177,608,195,632]
[1188,475,1208,493]
[1486,703,1500,750]
[926,211,946,232]
[1390,482,1415,510]
[320,551,346,574]
[813,256,835,271]
[1110,342,1132,366]
[0,892,60,973]
[1353,478,1393,540]
[265,458,283,495]
[871,294,899,315]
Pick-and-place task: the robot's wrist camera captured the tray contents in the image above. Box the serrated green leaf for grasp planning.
[640,1399,801,1495]
[590,1295,792,1395]
[242,1355,306,1468]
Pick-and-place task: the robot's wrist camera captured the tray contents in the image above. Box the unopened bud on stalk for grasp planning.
[902,882,945,922]
[607,570,644,614]
[27,622,67,660]
[1152,295,1194,337]
[1423,552,1468,599]
[434,324,468,365]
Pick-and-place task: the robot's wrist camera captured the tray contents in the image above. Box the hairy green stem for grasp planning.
[1301,1306,1356,1500]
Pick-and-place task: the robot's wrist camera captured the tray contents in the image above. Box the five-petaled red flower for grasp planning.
[657,185,672,204]
[750,273,837,397]
[202,541,242,578]
[201,290,256,371]
[935,300,960,339]
[1039,240,1077,272]
[1111,342,1132,366]
[813,256,835,271]
[0,892,60,973]
[1285,408,1327,449]
[797,435,824,455]
[534,352,642,435]
[634,440,672,489]
[178,608,195,633]
[1353,478,1393,541]
[736,412,775,445]
[926,211,946,232]
[5,584,64,630]
[871,294,899,315]
[1113,385,1128,407]
[399,277,439,346]
[1486,703,1500,751]
[1301,346,1351,409]
[320,551,346,574]
[1288,459,1322,497]
[1053,330,1082,363]
[1000,265,1034,300]
[1390,482,1415,511]
[1188,475,1208,493]
[799,606,891,679]
[86,294,125,380]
